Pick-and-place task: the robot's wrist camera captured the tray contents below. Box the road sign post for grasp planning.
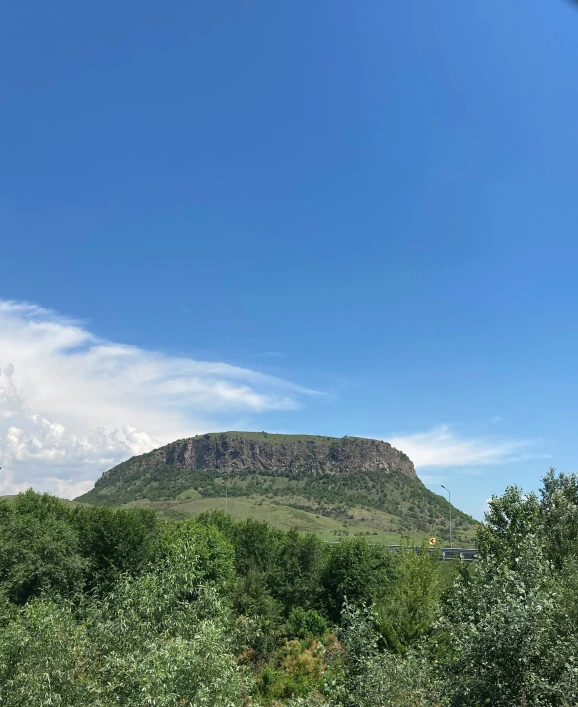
[441,485,453,549]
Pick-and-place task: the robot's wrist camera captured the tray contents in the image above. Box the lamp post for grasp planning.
[441,485,452,549]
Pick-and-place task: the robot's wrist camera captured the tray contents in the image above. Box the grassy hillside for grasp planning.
[79,462,477,547]
[125,494,474,546]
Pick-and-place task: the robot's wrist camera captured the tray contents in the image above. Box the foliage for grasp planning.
[268,530,327,612]
[161,518,236,595]
[320,604,440,707]
[6,469,578,706]
[288,607,328,640]
[541,467,578,570]
[434,468,578,706]
[72,503,159,591]
[376,540,441,655]
[0,533,246,706]
[0,490,86,603]
[437,546,578,706]
[0,598,92,705]
[321,538,394,621]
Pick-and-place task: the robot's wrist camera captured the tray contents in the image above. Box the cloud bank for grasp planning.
[389,424,530,468]
[0,301,314,498]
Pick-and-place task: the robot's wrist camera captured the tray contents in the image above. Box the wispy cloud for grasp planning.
[389,424,531,468]
[0,300,315,498]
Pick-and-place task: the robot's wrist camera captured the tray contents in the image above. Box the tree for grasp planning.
[0,491,86,604]
[376,540,441,655]
[0,532,248,706]
[541,467,578,570]
[268,530,326,612]
[72,504,160,591]
[476,485,542,567]
[161,519,236,595]
[436,471,578,706]
[437,543,578,706]
[321,539,394,622]
[313,604,438,707]
[0,599,93,706]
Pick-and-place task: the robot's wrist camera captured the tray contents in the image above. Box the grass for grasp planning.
[124,491,476,547]
[200,431,344,446]
[80,464,477,546]
[185,431,383,447]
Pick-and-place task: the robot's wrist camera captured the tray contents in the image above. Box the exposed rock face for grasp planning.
[96,432,416,485]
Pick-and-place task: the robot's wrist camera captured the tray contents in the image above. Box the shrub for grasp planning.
[289,607,328,639]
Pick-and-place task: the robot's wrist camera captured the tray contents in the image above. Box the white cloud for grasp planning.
[0,300,316,498]
[389,424,531,468]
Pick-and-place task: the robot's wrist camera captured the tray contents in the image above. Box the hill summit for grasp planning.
[101,432,416,481]
[77,431,476,545]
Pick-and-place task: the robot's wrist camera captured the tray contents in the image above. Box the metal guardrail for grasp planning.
[387,545,479,562]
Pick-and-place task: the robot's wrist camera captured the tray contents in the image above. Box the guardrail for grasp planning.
[387,545,479,562]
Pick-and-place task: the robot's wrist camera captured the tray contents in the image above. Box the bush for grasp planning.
[161,519,236,595]
[288,607,328,639]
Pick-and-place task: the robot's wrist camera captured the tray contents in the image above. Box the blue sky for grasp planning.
[1,0,577,517]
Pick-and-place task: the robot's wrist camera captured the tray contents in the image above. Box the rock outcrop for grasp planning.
[95,432,416,487]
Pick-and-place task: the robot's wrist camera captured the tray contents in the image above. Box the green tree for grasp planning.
[541,467,578,570]
[72,504,160,591]
[315,604,439,707]
[436,471,578,706]
[438,544,578,706]
[0,532,247,706]
[0,491,86,604]
[268,530,327,612]
[231,518,282,576]
[161,519,236,595]
[0,599,93,706]
[376,540,441,655]
[321,539,394,622]
[476,485,542,568]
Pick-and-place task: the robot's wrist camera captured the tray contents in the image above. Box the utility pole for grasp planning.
[441,484,452,549]
[222,477,228,515]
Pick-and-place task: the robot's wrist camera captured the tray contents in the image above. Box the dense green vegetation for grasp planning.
[3,468,578,704]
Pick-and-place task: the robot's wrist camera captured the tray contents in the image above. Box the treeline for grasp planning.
[2,468,578,705]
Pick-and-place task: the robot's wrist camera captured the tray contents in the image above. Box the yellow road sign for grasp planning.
[429,537,436,545]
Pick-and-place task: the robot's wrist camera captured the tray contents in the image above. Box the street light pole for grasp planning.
[441,485,452,549]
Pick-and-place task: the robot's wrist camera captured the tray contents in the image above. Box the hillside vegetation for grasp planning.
[3,469,578,705]
[77,432,477,545]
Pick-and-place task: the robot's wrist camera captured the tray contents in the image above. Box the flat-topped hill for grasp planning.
[76,432,476,546]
